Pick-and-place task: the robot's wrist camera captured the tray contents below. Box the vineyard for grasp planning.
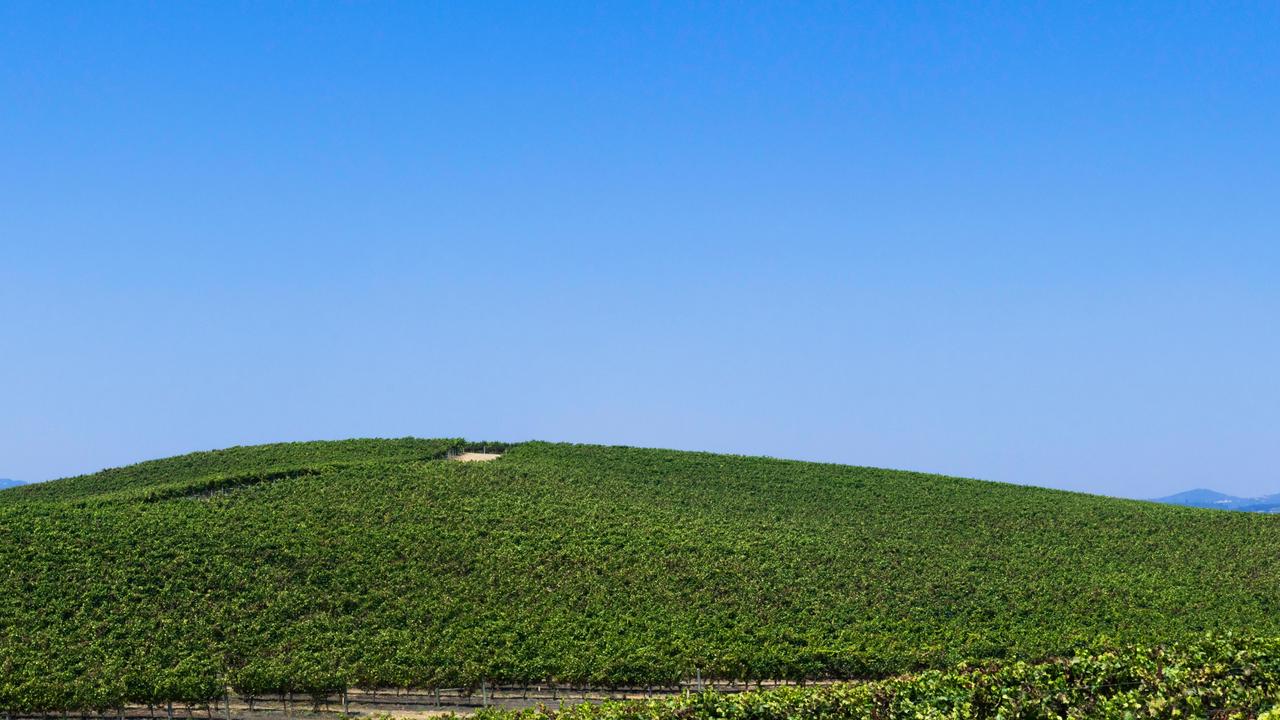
[4,439,1280,714]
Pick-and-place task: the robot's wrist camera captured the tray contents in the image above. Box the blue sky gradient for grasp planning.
[2,2,1277,496]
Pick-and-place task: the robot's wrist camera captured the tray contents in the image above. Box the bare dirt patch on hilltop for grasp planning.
[452,452,501,462]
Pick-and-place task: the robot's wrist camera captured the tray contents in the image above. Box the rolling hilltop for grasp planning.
[4,438,1280,711]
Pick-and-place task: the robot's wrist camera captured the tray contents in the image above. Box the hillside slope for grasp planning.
[3,439,1280,710]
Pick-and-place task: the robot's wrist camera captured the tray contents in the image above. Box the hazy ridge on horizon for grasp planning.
[1154,488,1280,513]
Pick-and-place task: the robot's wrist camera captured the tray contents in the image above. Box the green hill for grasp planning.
[3,438,1280,711]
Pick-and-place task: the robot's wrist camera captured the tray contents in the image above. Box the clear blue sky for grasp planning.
[2,2,1277,497]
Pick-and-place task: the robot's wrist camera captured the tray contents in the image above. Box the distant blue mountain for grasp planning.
[1153,488,1280,513]
[0,478,25,491]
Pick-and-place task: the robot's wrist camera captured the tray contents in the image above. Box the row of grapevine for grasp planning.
[480,635,1280,720]
[6,635,1280,718]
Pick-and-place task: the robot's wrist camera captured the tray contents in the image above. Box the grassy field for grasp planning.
[3,439,1280,712]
